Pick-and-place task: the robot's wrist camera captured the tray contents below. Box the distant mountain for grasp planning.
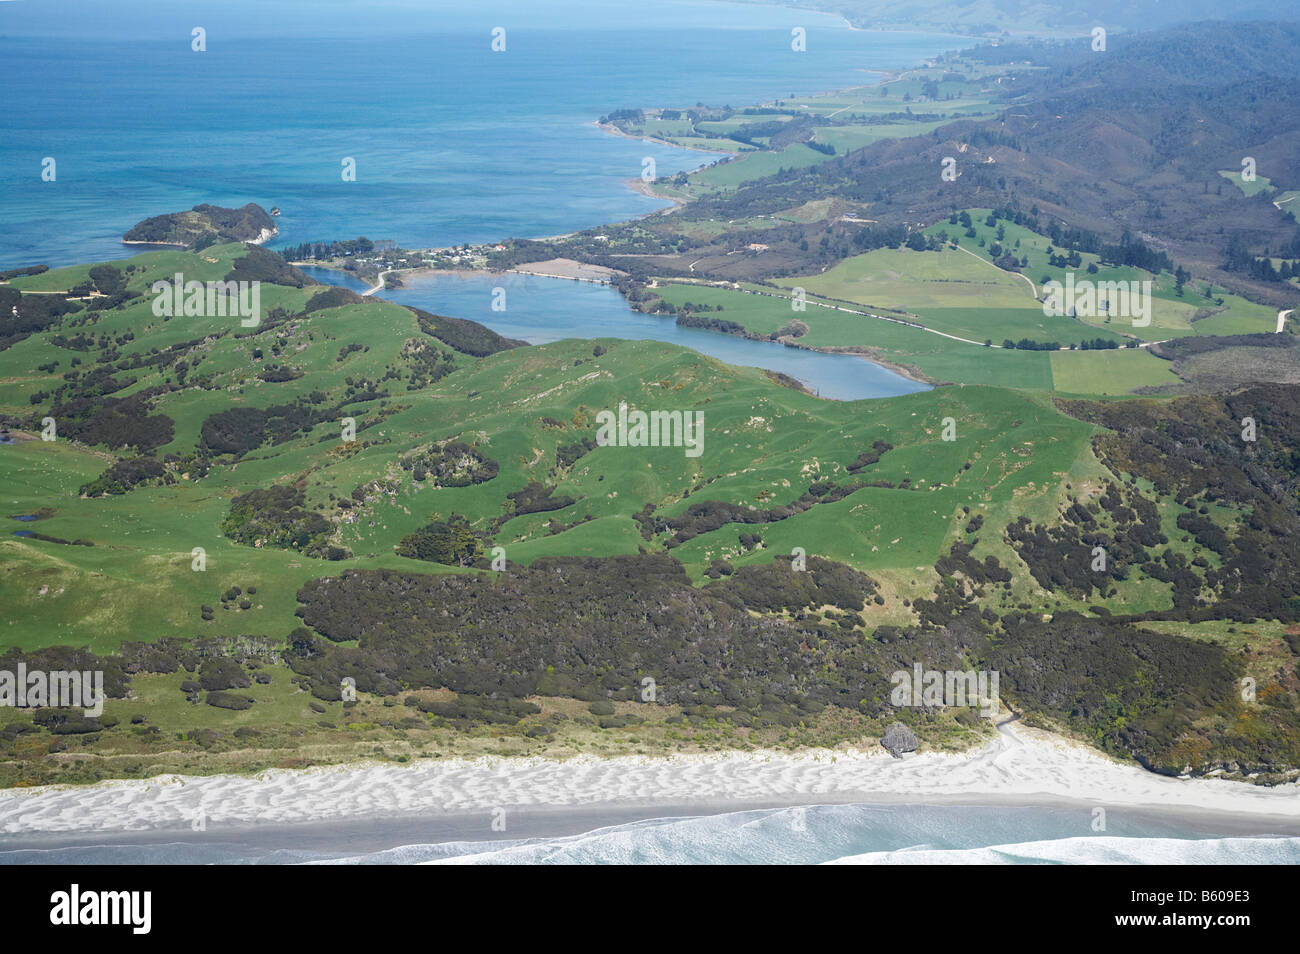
[751,0,1285,36]
[123,202,277,249]
[977,20,1300,87]
[684,21,1300,304]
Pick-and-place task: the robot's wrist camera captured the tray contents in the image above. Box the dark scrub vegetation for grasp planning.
[222,485,341,559]
[399,441,499,487]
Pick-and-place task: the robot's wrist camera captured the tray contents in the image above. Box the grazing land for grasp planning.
[4,19,1300,794]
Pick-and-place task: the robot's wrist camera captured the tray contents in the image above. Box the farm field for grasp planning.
[616,68,1004,200]
[1049,348,1181,395]
[687,143,831,190]
[920,211,1276,341]
[1219,169,1273,197]
[651,280,1055,390]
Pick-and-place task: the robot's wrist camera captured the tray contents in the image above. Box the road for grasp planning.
[362,269,395,297]
[949,241,1038,297]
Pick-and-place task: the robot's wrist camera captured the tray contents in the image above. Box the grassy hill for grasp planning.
[2,244,1083,644]
[3,241,1300,787]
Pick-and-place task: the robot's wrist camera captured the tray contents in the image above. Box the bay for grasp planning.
[0,0,964,267]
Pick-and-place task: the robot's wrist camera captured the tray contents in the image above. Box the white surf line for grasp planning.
[362,268,395,297]
[949,241,1037,298]
[1278,309,1293,333]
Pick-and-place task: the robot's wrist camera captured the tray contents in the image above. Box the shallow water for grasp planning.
[3,802,1297,865]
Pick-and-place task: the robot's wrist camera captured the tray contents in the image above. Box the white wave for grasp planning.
[305,806,1300,866]
[316,809,826,865]
[825,836,1300,865]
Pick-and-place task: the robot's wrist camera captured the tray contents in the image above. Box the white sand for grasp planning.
[508,258,620,283]
[2,723,1298,834]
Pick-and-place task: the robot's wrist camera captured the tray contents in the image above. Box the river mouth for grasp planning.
[299,267,930,402]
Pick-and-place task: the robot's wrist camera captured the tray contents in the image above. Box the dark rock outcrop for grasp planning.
[881,722,918,758]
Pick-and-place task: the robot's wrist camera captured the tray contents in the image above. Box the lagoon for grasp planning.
[300,267,929,401]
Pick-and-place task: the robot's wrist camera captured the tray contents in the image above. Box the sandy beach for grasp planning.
[3,722,1298,838]
[507,258,621,283]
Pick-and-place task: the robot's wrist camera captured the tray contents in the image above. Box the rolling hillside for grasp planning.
[2,242,1300,785]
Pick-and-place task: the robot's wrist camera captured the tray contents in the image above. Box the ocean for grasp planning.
[0,0,963,268]
[3,802,1299,865]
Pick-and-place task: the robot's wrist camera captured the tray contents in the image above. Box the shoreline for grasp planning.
[298,259,936,392]
[122,226,276,251]
[297,260,619,286]
[290,42,997,386]
[622,173,691,211]
[593,118,736,159]
[298,258,940,392]
[6,796,1299,862]
[3,722,1298,837]
[782,339,940,387]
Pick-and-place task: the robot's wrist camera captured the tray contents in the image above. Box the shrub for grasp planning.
[199,657,251,691]
[205,691,253,710]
